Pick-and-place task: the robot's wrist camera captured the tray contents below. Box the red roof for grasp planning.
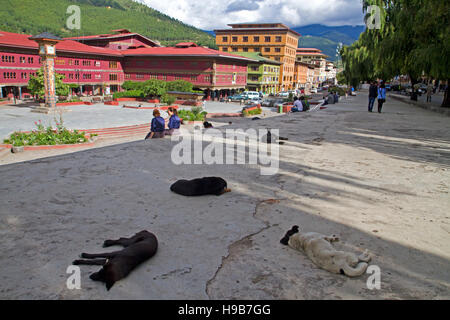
[0,30,122,56]
[121,46,258,62]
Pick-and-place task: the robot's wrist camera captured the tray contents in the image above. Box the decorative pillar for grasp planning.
[29,33,61,113]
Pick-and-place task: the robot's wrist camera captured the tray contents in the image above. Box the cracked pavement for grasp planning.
[1,93,449,299]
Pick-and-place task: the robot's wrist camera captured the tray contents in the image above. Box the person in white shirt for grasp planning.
[291,97,303,112]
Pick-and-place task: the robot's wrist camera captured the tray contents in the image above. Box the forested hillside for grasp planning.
[0,0,216,47]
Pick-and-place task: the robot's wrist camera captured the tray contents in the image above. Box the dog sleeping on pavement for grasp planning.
[73,230,158,290]
[280,226,371,277]
[170,177,231,196]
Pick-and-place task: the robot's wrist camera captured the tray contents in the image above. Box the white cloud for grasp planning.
[139,0,365,30]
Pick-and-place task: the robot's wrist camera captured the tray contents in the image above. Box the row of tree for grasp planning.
[339,0,449,107]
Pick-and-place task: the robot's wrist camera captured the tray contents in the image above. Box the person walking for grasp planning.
[427,82,433,102]
[368,81,378,112]
[377,82,387,113]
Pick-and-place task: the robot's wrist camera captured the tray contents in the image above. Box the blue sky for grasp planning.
[139,0,366,30]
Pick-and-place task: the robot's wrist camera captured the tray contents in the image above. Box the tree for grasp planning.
[341,0,450,107]
[27,68,70,98]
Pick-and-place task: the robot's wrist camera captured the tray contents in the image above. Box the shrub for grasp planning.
[113,90,144,99]
[178,108,207,121]
[243,107,262,117]
[328,86,346,96]
[161,94,176,105]
[3,120,88,146]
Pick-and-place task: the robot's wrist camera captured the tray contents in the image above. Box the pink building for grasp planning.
[0,29,256,100]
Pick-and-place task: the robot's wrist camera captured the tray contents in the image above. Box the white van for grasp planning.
[242,91,260,99]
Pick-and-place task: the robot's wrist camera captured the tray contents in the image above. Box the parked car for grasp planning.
[277,91,289,97]
[228,94,248,102]
[245,96,262,105]
[385,84,392,91]
[310,88,318,94]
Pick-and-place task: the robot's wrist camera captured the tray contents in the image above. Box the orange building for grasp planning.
[214,23,301,92]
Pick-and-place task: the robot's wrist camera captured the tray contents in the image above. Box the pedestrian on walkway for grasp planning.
[377,82,387,113]
[427,82,433,102]
[368,81,378,112]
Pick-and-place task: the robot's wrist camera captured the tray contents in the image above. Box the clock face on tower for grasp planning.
[47,45,55,55]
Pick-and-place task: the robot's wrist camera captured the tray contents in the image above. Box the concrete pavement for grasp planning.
[0,93,449,299]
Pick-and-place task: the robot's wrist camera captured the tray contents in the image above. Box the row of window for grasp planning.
[222,47,282,53]
[250,75,278,83]
[2,72,37,79]
[2,55,37,64]
[222,36,283,43]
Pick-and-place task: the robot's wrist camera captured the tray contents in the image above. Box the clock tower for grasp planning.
[29,32,62,112]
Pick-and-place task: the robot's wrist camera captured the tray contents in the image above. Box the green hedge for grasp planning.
[243,108,262,116]
[113,90,145,99]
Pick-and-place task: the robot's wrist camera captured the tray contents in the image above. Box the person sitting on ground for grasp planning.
[327,92,335,105]
[291,96,303,112]
[334,91,339,103]
[145,109,165,139]
[300,96,310,111]
[165,107,181,136]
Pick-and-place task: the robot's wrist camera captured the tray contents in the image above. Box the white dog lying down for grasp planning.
[280,226,371,277]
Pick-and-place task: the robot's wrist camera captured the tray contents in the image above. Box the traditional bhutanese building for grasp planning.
[234,52,282,94]
[214,23,301,92]
[0,30,256,100]
[296,48,328,85]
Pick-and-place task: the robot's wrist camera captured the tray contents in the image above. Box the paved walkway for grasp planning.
[0,94,449,299]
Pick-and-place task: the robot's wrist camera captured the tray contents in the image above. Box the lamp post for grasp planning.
[29,32,61,113]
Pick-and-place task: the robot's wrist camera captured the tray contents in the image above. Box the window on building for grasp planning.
[74,60,80,66]
[136,74,144,79]
[253,36,260,42]
[161,75,167,81]
[222,47,228,52]
[254,47,261,52]
[232,36,238,42]
[190,75,198,81]
[109,73,118,81]
[222,36,228,42]
[243,36,248,42]
[20,57,25,63]
[243,47,248,52]
[125,74,131,79]
[264,47,270,52]
[275,57,280,61]
[275,36,282,42]
[232,47,238,52]
[109,61,118,69]
[95,74,101,79]
[150,74,157,79]
[251,76,258,81]
[275,47,281,53]
[251,66,259,71]
[95,61,101,67]
[265,36,271,42]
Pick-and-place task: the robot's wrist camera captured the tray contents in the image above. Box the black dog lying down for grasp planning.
[73,230,158,290]
[170,177,231,196]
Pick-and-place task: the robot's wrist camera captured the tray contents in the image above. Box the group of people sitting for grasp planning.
[144,107,181,139]
[322,91,340,106]
[291,96,310,113]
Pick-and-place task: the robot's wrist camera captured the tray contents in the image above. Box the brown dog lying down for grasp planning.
[73,230,158,290]
[280,226,371,277]
[170,177,231,196]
